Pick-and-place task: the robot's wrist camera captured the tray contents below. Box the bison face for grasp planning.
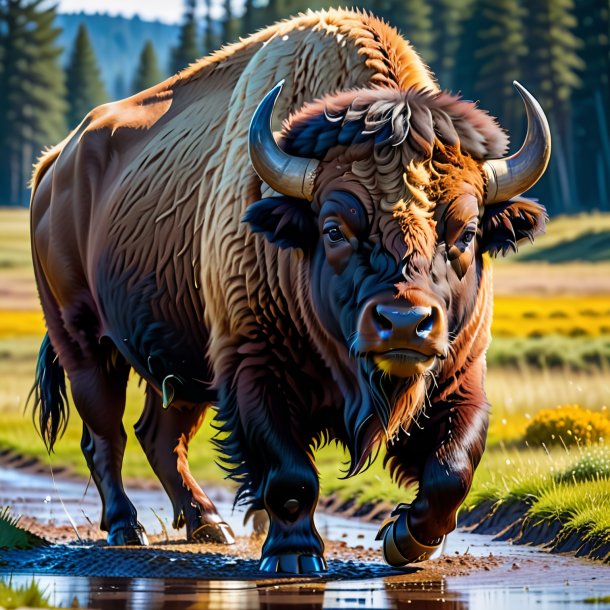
[313,187,448,380]
[245,81,549,446]
[287,181,545,382]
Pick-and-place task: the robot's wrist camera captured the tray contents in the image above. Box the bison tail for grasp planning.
[28,333,69,452]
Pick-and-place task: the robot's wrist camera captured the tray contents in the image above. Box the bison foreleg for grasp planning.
[380,361,489,566]
[217,359,325,574]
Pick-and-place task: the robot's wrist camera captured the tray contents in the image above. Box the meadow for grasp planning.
[0,207,609,552]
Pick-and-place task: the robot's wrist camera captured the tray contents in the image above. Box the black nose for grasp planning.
[373,304,435,341]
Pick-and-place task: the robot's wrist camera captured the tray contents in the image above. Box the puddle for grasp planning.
[4,573,609,610]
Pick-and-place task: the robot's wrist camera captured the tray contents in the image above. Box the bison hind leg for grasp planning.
[68,343,147,546]
[135,384,235,544]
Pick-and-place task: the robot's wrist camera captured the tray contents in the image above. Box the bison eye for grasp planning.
[455,224,477,250]
[462,230,475,245]
[324,226,346,243]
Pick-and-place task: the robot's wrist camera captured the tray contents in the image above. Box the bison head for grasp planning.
[244,81,550,468]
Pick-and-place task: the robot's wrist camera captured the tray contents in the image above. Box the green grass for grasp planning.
[0,208,33,272]
[0,507,48,550]
[461,443,610,552]
[1,334,609,503]
[528,478,610,542]
[2,207,610,552]
[0,578,51,609]
[556,445,610,483]
[487,336,610,371]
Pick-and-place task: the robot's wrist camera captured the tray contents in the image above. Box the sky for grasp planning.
[56,0,230,23]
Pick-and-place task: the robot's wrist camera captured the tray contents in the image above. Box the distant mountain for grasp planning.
[56,12,181,100]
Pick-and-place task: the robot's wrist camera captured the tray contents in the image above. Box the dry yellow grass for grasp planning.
[491,295,610,338]
[485,368,610,444]
[492,263,610,296]
[0,311,45,338]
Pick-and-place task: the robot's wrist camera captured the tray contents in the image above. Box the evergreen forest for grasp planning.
[0,0,607,214]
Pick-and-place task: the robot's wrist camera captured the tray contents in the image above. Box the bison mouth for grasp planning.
[371,348,436,378]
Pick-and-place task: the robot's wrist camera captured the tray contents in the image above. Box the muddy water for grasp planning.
[2,465,609,609]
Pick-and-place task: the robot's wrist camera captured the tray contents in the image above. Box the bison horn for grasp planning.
[483,82,551,204]
[249,81,320,201]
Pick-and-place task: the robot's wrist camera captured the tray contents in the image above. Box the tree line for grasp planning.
[0,0,169,205]
[0,0,608,215]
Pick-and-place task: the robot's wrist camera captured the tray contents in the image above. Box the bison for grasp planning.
[29,9,550,573]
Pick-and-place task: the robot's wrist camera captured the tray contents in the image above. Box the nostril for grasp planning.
[415,313,434,339]
[373,305,393,333]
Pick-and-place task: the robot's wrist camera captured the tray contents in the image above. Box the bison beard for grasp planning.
[28,8,550,574]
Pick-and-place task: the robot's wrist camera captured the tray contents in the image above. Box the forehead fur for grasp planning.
[282,87,509,164]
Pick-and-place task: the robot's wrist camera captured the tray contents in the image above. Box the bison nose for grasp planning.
[373,304,435,341]
[357,295,447,360]
[358,299,447,378]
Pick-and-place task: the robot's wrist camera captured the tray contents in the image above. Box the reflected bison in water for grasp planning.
[28,9,550,573]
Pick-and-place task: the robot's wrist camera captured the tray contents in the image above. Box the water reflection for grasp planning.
[9,575,468,610]
[8,574,608,610]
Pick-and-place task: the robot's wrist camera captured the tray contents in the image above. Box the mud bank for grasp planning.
[459,499,610,562]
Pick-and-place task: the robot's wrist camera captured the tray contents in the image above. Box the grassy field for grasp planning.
[0,207,609,552]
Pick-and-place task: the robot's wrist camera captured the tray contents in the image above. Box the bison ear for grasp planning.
[242,196,318,251]
[480,197,548,257]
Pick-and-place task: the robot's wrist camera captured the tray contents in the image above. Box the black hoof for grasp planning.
[376,504,443,567]
[107,522,149,546]
[189,518,235,545]
[259,554,327,574]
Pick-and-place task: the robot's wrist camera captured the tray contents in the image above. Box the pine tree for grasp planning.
[572,0,610,210]
[202,0,216,54]
[171,0,200,73]
[258,0,292,26]
[363,0,435,65]
[132,40,163,93]
[242,0,255,37]
[222,0,238,45]
[398,0,436,66]
[429,0,475,90]
[0,0,67,206]
[524,0,584,212]
[473,0,528,141]
[65,23,107,129]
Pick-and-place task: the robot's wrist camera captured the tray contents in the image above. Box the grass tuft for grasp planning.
[0,507,49,550]
[0,577,51,609]
[584,597,610,605]
[556,444,610,483]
